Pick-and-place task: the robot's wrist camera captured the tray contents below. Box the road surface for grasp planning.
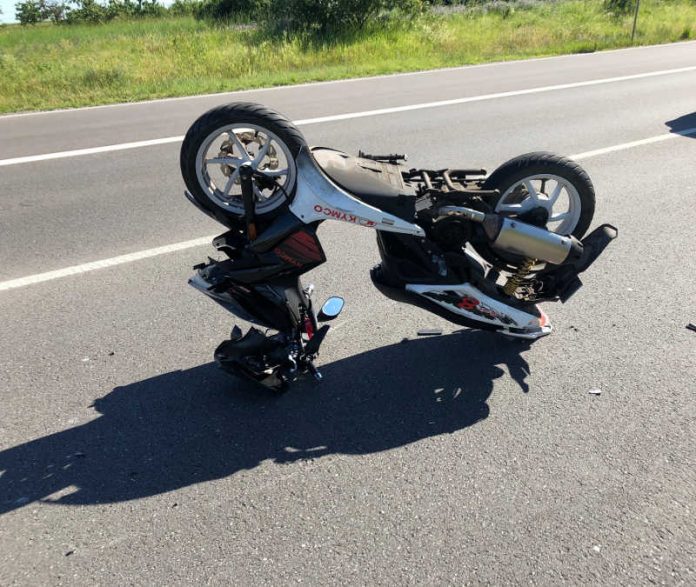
[1,41,695,585]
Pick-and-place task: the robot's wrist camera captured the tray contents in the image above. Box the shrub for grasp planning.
[169,0,202,16]
[604,0,635,15]
[64,0,109,23]
[258,0,425,35]
[193,0,254,22]
[131,0,167,17]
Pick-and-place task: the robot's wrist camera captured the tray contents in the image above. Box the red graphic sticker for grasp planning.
[456,296,479,311]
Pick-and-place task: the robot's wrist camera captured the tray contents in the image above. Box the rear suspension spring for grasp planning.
[503,258,537,297]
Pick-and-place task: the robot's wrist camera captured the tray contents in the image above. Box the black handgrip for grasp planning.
[239,162,257,240]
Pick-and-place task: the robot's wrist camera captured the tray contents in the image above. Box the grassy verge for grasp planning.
[0,0,695,114]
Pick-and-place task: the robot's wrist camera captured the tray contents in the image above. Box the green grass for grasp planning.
[1,1,695,113]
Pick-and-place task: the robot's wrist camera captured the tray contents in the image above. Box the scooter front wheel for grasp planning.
[180,102,307,228]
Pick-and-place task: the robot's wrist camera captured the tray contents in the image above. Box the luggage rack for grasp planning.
[403,168,500,200]
[357,148,500,201]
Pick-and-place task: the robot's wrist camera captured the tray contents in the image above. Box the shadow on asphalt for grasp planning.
[0,331,530,514]
[666,112,696,136]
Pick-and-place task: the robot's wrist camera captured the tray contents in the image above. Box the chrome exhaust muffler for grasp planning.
[438,206,583,265]
[484,216,583,265]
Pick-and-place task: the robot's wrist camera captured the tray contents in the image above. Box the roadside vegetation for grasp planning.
[0,0,695,113]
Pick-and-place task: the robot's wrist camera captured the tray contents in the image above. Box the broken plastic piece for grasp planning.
[417,328,443,336]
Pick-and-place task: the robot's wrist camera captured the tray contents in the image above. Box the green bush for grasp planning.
[64,0,109,22]
[193,0,254,22]
[258,0,425,35]
[604,0,635,15]
[169,0,202,16]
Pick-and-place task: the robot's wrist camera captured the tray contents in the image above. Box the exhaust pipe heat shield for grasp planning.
[484,216,584,265]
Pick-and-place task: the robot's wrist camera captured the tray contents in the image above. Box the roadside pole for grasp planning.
[631,0,641,42]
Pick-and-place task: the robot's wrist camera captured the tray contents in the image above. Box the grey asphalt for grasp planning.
[1,42,696,585]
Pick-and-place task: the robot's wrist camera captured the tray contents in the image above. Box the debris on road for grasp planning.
[417,328,443,336]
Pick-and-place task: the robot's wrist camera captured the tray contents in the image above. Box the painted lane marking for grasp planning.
[1,127,695,292]
[0,236,214,292]
[2,65,696,168]
[0,136,185,167]
[570,127,696,160]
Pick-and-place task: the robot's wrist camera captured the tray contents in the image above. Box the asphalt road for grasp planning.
[1,41,695,585]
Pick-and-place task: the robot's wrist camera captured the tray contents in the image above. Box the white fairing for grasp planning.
[289,148,425,236]
[406,283,553,339]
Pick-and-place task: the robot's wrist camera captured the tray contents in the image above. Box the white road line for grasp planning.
[1,40,695,120]
[0,136,185,167]
[1,126,695,293]
[570,127,696,159]
[0,236,214,292]
[2,64,696,168]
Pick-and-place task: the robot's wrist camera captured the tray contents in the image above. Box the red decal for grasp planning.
[303,316,315,339]
[273,247,303,267]
[456,296,479,311]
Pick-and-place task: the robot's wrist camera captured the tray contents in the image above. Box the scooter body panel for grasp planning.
[405,282,552,339]
[288,148,426,237]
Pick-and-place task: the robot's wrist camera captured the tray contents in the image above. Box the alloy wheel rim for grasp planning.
[195,123,297,214]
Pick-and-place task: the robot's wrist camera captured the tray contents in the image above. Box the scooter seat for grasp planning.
[311,147,417,221]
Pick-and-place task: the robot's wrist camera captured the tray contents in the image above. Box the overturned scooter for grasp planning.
[180,102,617,391]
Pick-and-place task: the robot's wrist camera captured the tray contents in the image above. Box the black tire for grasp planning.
[180,102,307,228]
[480,151,596,269]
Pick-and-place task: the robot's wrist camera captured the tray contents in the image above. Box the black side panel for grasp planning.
[376,231,463,285]
[192,226,324,330]
[193,265,298,331]
[251,212,308,254]
[207,225,326,285]
[244,282,297,331]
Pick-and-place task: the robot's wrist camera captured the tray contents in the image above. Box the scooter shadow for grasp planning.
[0,331,530,514]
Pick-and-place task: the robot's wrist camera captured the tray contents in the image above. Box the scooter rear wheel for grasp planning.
[480,152,596,270]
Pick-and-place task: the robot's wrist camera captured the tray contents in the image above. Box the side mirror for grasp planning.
[317,296,344,322]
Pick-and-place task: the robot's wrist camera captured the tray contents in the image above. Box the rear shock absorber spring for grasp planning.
[503,257,537,297]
